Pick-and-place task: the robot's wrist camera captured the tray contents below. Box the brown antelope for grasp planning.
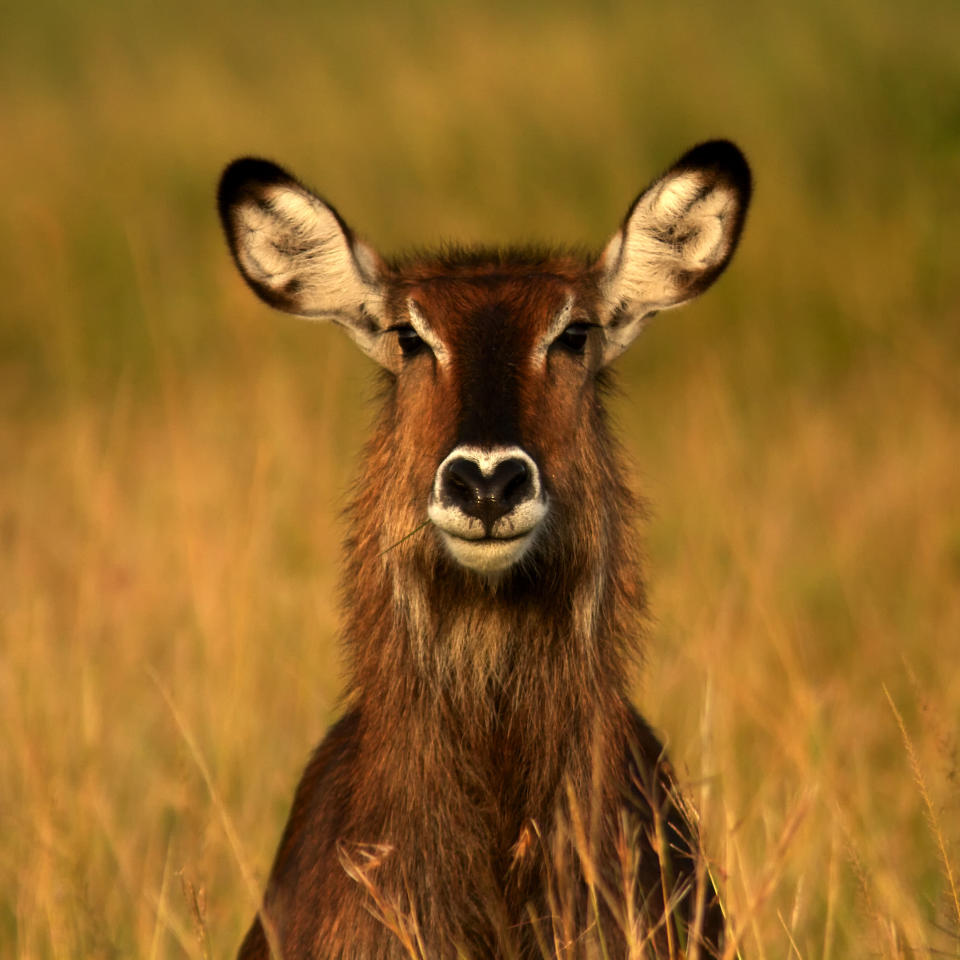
[218,140,751,959]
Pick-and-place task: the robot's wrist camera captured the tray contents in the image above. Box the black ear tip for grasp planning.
[217,157,293,223]
[219,157,290,193]
[675,140,752,200]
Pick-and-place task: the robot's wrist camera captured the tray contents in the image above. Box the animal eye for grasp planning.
[554,322,591,354]
[395,325,427,359]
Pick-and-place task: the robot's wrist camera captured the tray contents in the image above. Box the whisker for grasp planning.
[379,520,430,557]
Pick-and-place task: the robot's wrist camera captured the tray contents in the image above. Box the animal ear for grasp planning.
[218,158,393,367]
[596,140,752,364]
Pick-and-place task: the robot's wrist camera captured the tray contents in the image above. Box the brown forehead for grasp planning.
[385,251,598,340]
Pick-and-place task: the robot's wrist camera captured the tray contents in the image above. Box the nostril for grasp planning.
[438,454,538,531]
[447,471,473,500]
[441,458,485,509]
[495,459,531,507]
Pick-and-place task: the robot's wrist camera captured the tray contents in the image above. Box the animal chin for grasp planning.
[436,529,537,574]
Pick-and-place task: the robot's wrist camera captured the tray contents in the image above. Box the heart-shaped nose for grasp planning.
[440,456,533,531]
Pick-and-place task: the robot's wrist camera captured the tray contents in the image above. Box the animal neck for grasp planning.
[338,400,645,766]
[334,459,647,895]
[343,512,643,735]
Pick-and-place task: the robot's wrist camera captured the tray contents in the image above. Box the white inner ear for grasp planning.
[613,171,734,304]
[229,180,395,366]
[235,185,380,319]
[599,170,739,363]
[644,173,731,264]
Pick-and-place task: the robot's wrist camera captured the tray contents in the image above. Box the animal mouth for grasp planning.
[447,530,532,544]
[433,525,539,574]
[426,493,548,544]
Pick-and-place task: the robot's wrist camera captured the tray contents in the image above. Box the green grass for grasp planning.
[1,0,959,956]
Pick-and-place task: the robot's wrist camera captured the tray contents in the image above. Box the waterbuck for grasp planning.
[218,140,751,959]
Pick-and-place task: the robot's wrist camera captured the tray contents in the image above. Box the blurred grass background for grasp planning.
[2,0,959,956]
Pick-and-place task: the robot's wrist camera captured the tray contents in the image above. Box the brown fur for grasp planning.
[220,141,752,959]
[235,253,723,959]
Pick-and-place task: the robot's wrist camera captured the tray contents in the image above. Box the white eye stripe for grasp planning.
[406,299,450,365]
[401,296,581,368]
[532,295,576,365]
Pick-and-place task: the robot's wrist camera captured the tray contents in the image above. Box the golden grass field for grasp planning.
[2,0,959,956]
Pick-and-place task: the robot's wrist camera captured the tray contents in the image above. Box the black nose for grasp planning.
[440,457,533,531]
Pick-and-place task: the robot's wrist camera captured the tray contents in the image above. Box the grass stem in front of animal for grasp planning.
[379,520,430,556]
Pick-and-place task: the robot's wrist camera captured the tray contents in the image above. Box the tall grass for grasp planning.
[1,0,958,956]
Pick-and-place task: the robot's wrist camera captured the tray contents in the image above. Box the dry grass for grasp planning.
[2,0,958,956]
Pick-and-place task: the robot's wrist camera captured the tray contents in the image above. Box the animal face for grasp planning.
[218,142,751,578]
[385,264,608,574]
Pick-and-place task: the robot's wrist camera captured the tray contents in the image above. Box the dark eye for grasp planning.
[395,325,426,358]
[554,322,591,355]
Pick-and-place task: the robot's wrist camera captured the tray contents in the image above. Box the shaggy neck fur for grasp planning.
[330,386,648,955]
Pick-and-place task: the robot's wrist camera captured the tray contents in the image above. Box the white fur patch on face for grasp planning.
[427,445,549,575]
[407,300,450,365]
[532,295,575,365]
[437,533,539,575]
